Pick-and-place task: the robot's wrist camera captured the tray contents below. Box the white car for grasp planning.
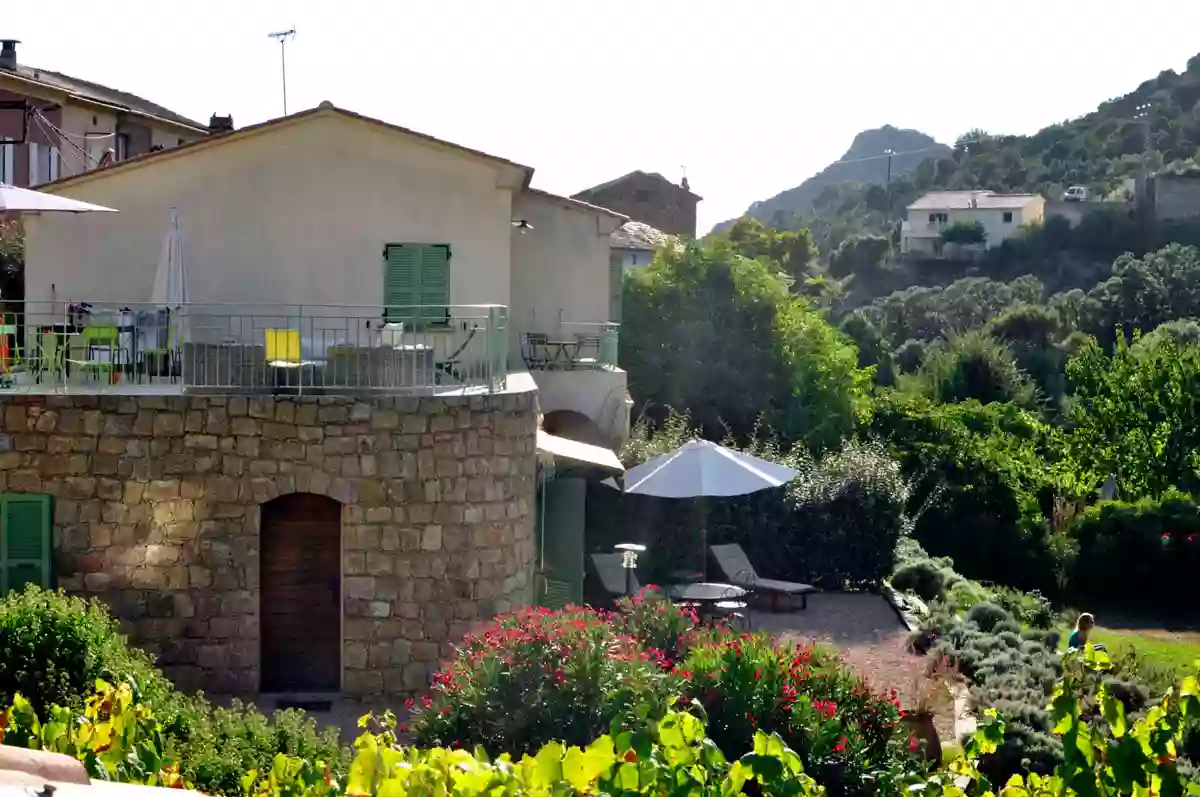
[1063,186,1088,202]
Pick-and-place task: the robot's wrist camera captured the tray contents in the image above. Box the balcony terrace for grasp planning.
[0,301,511,396]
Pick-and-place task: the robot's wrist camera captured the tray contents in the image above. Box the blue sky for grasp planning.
[10,0,1200,232]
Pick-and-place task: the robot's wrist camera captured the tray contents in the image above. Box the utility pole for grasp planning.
[1135,102,1152,200]
[268,28,297,116]
[884,148,895,212]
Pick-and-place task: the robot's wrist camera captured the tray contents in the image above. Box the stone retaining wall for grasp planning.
[0,391,538,696]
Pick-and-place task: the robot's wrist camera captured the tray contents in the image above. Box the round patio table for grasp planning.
[666,582,747,604]
[666,582,749,628]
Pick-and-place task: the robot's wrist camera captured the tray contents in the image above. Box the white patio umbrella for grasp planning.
[604,439,800,578]
[0,183,117,213]
[151,209,188,349]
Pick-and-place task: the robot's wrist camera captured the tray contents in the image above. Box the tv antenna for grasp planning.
[267,27,296,115]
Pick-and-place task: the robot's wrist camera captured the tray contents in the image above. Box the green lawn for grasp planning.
[1090,627,1200,680]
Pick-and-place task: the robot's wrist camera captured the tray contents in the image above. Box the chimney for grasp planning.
[681,176,690,191]
[208,114,234,133]
[0,40,18,71]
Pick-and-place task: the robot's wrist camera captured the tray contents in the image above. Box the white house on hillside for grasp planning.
[901,190,1045,256]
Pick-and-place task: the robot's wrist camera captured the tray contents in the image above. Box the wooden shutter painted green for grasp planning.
[383,244,418,321]
[609,251,623,324]
[0,493,53,595]
[383,244,450,324]
[417,245,450,323]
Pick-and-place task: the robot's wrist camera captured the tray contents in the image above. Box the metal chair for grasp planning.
[572,333,601,369]
[713,584,750,632]
[35,331,67,386]
[66,325,120,384]
[522,332,549,369]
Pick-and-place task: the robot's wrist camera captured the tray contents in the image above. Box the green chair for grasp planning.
[0,314,21,383]
[66,325,120,384]
[139,320,181,383]
[35,331,67,386]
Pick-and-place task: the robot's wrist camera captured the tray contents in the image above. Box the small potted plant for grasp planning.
[904,656,958,763]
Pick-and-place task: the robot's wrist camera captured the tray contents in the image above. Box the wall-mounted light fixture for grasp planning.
[511,219,533,234]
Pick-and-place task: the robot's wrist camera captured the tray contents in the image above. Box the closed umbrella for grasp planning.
[0,183,117,213]
[605,439,800,578]
[151,209,188,350]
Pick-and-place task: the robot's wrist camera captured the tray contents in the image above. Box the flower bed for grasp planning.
[409,590,924,797]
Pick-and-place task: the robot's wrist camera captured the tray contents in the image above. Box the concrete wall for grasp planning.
[510,192,619,337]
[1154,174,1200,221]
[530,369,630,446]
[0,391,537,696]
[24,113,515,313]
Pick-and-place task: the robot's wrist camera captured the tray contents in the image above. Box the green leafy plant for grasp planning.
[679,631,921,797]
[406,605,676,756]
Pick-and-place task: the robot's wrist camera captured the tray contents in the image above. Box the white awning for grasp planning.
[536,430,623,473]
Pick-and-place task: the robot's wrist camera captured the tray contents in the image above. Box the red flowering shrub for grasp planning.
[407,605,676,755]
[679,632,922,797]
[614,586,699,665]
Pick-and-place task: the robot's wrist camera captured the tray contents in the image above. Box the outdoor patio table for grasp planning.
[666,582,749,626]
[543,340,579,368]
[665,582,747,604]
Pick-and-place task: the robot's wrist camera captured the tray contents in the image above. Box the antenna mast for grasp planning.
[267,27,297,115]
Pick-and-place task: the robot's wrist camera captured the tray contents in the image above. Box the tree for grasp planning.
[721,218,818,284]
[828,235,890,279]
[621,239,871,452]
[1064,333,1200,497]
[941,220,987,245]
[1085,243,1200,345]
[838,312,894,386]
[0,219,23,301]
[906,329,1039,408]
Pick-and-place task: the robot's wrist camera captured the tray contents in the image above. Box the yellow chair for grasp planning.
[265,329,303,366]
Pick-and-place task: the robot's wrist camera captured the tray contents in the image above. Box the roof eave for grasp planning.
[0,69,208,134]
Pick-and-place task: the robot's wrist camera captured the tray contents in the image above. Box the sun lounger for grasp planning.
[709,543,817,611]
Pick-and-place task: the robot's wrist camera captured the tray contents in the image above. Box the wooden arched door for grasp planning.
[260,493,342,692]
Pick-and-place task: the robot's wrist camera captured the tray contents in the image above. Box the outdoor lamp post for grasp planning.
[614,542,646,597]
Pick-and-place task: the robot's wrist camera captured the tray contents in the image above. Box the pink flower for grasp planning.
[1162,533,1172,541]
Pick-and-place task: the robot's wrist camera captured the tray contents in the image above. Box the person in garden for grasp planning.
[1067,612,1098,650]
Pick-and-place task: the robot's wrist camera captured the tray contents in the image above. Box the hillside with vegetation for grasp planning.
[714,126,949,235]
[722,52,1200,258]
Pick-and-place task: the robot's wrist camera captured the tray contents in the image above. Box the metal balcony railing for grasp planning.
[519,320,619,371]
[0,301,509,395]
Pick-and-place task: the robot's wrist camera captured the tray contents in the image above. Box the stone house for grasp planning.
[572,170,701,237]
[5,102,631,699]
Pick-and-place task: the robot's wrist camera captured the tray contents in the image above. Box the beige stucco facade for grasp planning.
[510,191,621,338]
[24,105,628,444]
[26,112,517,311]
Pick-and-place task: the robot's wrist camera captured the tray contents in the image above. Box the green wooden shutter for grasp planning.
[1,493,53,595]
[417,245,450,323]
[383,244,450,324]
[383,244,418,321]
[609,251,623,324]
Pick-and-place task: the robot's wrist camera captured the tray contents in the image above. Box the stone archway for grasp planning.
[541,409,607,446]
[259,492,343,693]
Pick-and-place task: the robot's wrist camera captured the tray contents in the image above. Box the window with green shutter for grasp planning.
[609,251,623,324]
[383,243,450,325]
[0,493,53,595]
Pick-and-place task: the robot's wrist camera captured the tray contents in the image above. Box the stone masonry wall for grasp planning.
[0,391,538,696]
